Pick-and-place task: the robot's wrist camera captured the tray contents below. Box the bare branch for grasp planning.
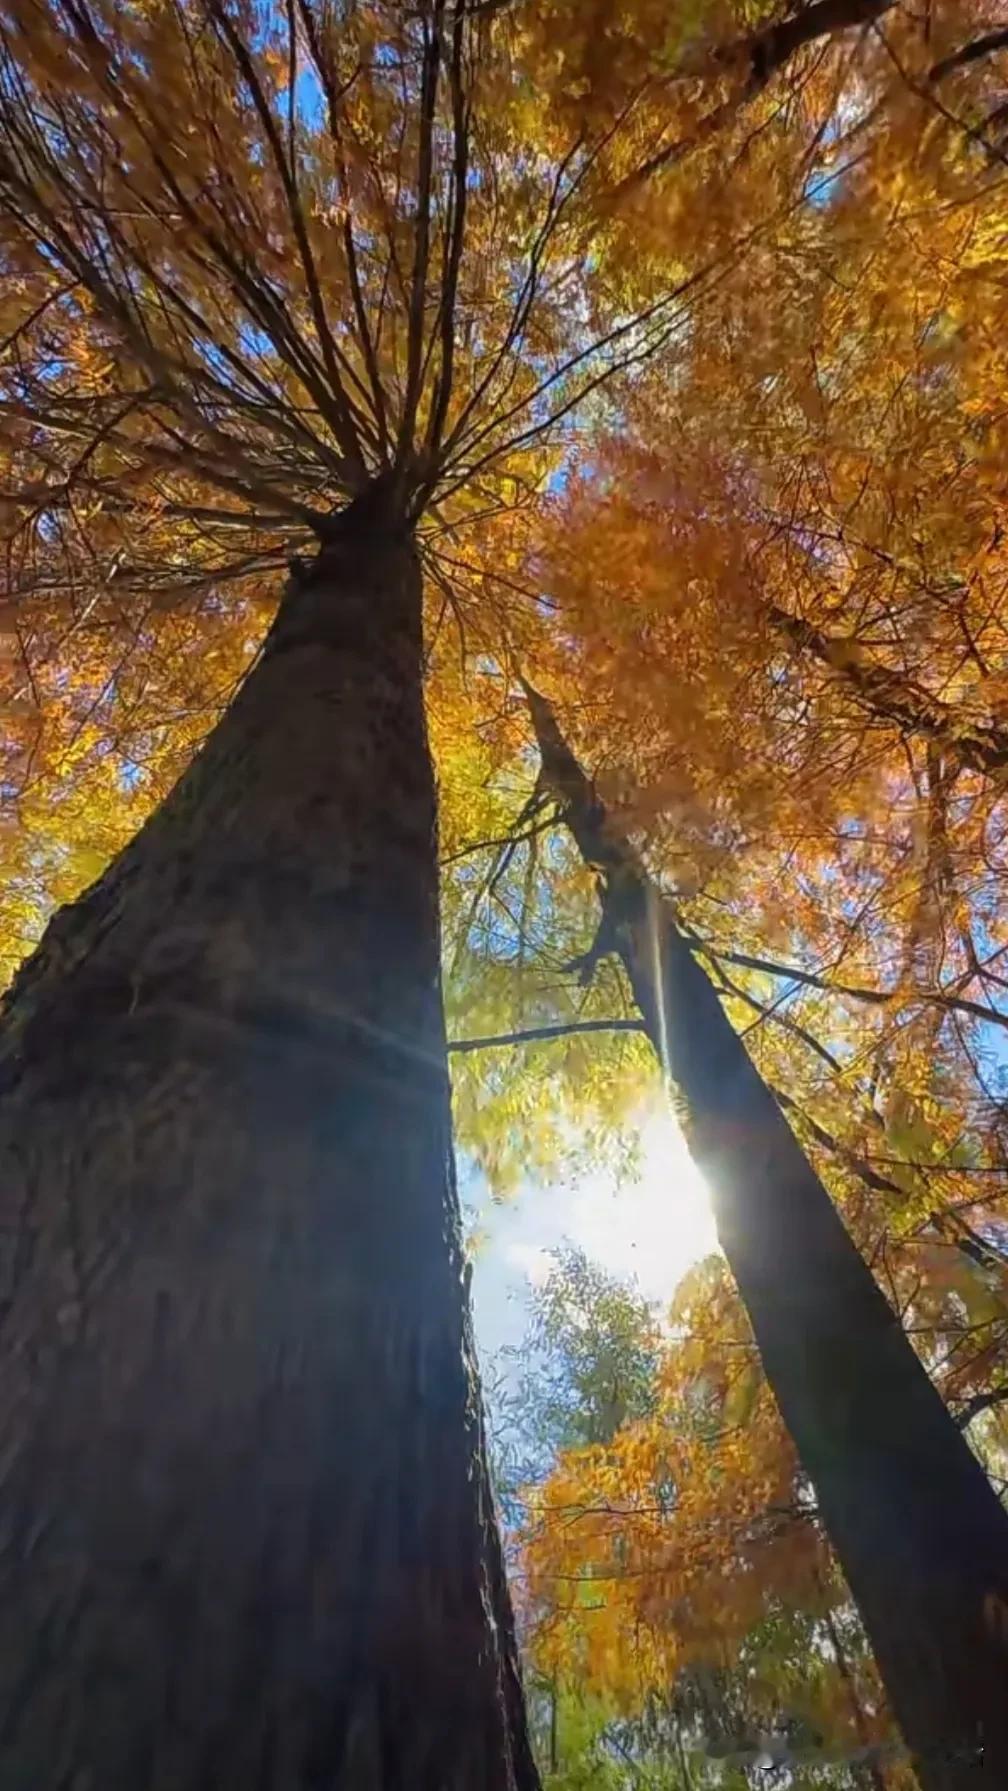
[399,0,445,461]
[205,0,370,475]
[423,0,470,465]
[697,938,1008,1035]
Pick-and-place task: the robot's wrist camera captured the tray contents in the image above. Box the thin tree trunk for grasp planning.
[0,489,538,1791]
[523,680,1008,1791]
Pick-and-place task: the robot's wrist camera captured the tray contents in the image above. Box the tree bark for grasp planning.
[0,489,539,1791]
[524,680,1008,1791]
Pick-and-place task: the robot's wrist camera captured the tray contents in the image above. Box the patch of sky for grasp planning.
[801,93,870,212]
[236,321,276,361]
[465,1101,718,1366]
[35,511,63,546]
[294,62,326,128]
[804,162,847,211]
[118,759,145,792]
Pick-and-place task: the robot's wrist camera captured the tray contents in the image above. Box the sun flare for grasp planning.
[471,1100,720,1356]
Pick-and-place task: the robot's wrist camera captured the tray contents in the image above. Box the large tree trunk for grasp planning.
[524,681,1008,1791]
[0,490,538,1791]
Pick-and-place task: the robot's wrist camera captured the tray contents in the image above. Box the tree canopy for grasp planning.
[2,0,1008,1783]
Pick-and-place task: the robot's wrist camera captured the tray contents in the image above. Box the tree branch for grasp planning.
[955,1387,1008,1430]
[399,0,444,461]
[768,601,1008,778]
[617,0,893,193]
[698,938,1008,1036]
[448,1018,644,1054]
[930,29,1008,87]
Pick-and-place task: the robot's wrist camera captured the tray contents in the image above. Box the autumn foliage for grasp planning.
[521,1262,880,1763]
[1,0,1008,1784]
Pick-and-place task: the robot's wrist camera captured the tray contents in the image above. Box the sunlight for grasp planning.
[471,1099,720,1357]
[568,1103,720,1309]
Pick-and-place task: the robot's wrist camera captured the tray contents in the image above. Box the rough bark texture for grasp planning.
[0,490,539,1791]
[524,680,1008,1791]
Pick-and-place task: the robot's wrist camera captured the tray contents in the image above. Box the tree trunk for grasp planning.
[0,490,538,1791]
[524,681,1008,1791]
